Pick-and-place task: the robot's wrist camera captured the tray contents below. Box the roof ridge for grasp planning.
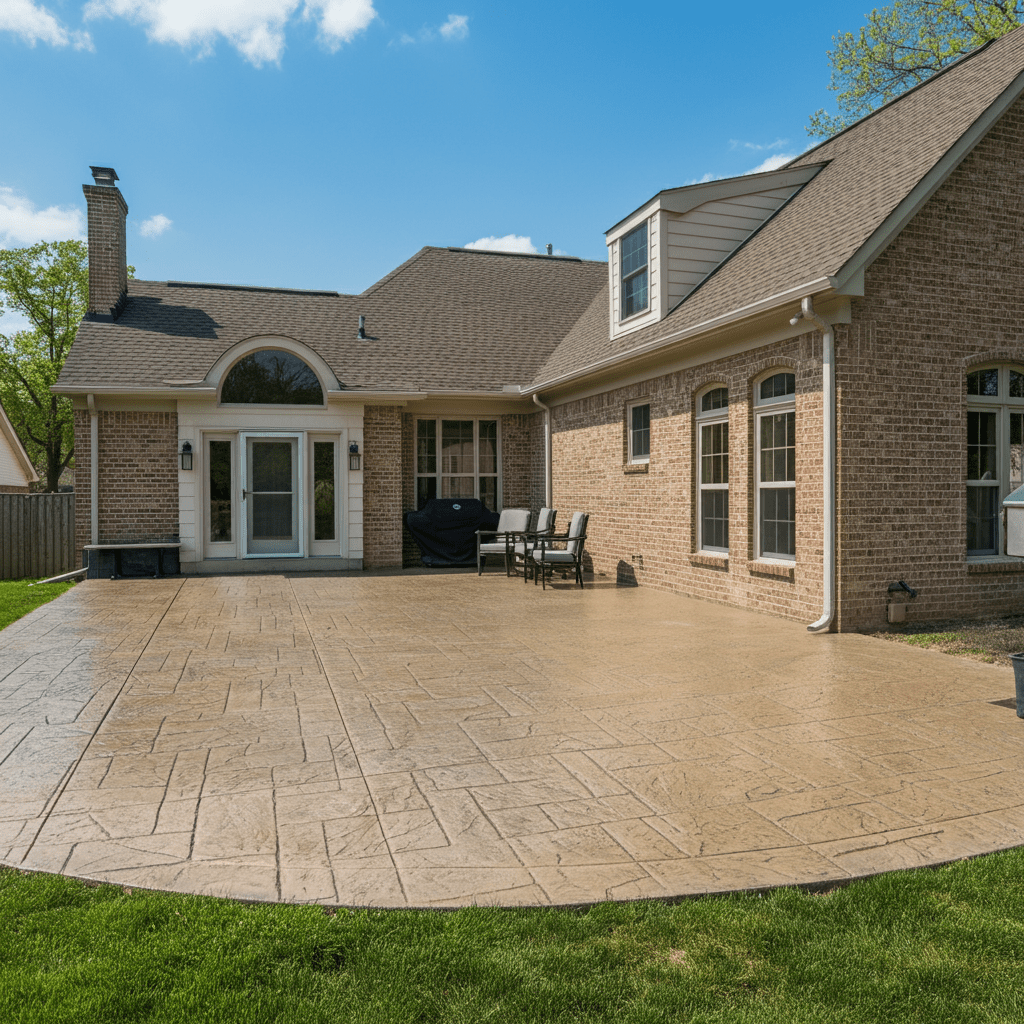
[793,29,1010,164]
[359,246,434,297]
[165,281,343,298]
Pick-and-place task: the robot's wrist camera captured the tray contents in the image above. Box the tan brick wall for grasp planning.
[550,336,824,623]
[363,405,403,568]
[0,484,31,493]
[835,95,1024,630]
[72,409,178,566]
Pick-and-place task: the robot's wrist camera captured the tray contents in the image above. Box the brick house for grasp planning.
[56,28,1024,630]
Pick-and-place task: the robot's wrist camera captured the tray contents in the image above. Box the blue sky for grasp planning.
[1,0,875,314]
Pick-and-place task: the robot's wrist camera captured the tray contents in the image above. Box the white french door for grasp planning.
[241,432,304,557]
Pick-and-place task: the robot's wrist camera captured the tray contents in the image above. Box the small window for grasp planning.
[755,372,796,560]
[221,350,323,405]
[621,222,649,320]
[697,387,729,552]
[415,418,500,510]
[628,402,650,463]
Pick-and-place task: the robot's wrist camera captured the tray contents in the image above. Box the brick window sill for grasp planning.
[747,559,794,580]
[623,463,649,474]
[690,552,728,570]
[967,557,1024,574]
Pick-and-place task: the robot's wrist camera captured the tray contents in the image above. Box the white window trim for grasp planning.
[966,364,1024,558]
[308,433,343,558]
[627,400,651,465]
[414,417,503,510]
[754,374,796,564]
[619,221,650,322]
[696,387,729,553]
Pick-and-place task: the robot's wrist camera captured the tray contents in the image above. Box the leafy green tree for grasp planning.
[808,1,1023,137]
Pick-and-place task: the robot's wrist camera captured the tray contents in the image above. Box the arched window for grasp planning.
[221,349,323,405]
[755,371,796,560]
[966,364,1024,555]
[697,385,729,552]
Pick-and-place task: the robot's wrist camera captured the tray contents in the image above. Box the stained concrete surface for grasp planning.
[1,572,1022,908]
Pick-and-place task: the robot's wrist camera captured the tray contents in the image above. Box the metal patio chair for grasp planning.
[507,507,558,581]
[476,508,530,575]
[531,512,589,589]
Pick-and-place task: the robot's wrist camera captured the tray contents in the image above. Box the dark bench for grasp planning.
[83,543,182,579]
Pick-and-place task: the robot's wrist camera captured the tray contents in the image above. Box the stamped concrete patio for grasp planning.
[1,572,1023,908]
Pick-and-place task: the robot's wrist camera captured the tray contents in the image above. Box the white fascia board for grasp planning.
[521,276,834,395]
[605,163,829,240]
[0,401,39,483]
[830,66,1024,294]
[52,385,219,398]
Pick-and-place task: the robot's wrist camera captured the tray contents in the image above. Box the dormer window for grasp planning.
[620,222,648,319]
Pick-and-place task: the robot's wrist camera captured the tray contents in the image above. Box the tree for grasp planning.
[0,241,88,491]
[807,1,1023,137]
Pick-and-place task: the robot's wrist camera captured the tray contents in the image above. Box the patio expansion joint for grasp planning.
[16,578,187,867]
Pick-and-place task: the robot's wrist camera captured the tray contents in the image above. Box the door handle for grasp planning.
[242,489,249,500]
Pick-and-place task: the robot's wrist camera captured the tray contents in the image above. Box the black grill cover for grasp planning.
[404,498,501,566]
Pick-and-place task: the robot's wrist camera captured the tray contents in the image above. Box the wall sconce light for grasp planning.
[348,442,361,471]
[180,440,193,471]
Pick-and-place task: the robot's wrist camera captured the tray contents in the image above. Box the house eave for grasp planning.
[522,276,836,396]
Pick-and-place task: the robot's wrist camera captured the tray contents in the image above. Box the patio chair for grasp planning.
[476,508,530,575]
[531,512,589,589]
[507,507,557,581]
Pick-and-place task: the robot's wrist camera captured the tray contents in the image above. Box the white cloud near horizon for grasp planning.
[730,138,789,153]
[0,187,86,246]
[82,0,376,65]
[747,153,796,173]
[439,13,467,40]
[465,234,537,254]
[0,0,92,49]
[139,213,172,237]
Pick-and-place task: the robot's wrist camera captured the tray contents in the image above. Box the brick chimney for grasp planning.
[83,166,128,321]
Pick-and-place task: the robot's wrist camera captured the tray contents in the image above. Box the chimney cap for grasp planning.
[89,166,119,187]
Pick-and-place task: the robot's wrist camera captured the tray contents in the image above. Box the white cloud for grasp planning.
[139,213,172,237]
[305,0,375,51]
[84,0,375,65]
[747,154,796,173]
[0,0,92,49]
[465,234,537,254]
[0,187,86,246]
[730,138,789,153]
[439,13,467,40]
[0,307,34,337]
[684,172,719,185]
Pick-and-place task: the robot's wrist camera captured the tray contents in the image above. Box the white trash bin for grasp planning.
[1003,483,1024,556]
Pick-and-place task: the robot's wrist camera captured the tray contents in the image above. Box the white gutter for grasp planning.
[87,393,98,545]
[532,393,552,507]
[790,297,835,633]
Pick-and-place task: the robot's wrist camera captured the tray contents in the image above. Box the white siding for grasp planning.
[0,430,30,488]
[176,399,364,565]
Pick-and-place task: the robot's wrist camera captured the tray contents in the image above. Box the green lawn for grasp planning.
[3,848,1024,1023]
[0,577,77,632]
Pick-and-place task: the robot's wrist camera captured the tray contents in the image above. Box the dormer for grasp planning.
[605,163,827,339]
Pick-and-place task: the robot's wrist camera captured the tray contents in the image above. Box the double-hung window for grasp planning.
[697,387,729,552]
[628,402,650,464]
[620,222,648,319]
[756,372,796,560]
[966,365,1024,555]
[416,418,500,511]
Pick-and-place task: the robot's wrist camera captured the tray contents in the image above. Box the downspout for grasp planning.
[790,297,835,633]
[532,393,552,508]
[87,393,99,546]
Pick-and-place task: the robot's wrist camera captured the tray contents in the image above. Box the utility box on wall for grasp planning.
[1004,484,1024,556]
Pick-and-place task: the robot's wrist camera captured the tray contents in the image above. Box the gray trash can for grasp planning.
[1010,653,1024,718]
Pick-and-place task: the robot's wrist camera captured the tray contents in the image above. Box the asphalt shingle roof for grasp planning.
[59,247,606,393]
[531,27,1024,387]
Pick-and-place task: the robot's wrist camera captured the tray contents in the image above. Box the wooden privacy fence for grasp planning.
[0,493,75,581]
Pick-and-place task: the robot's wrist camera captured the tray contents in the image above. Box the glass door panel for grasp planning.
[244,435,300,555]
